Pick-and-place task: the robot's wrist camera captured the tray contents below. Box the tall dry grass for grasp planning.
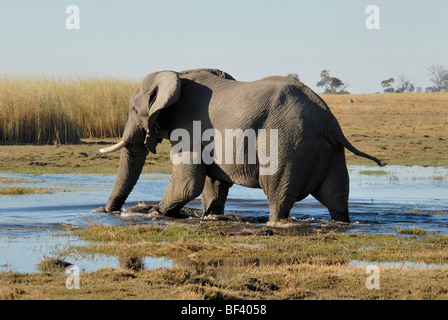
[2,76,448,145]
[0,76,138,144]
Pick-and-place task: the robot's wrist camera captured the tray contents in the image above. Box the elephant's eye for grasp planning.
[129,105,138,114]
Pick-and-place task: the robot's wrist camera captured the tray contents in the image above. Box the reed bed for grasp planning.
[0,76,138,144]
[2,76,448,146]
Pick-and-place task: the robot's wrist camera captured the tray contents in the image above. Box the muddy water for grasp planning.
[0,165,447,273]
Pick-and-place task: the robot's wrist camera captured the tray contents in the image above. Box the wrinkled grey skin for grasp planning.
[104,68,383,223]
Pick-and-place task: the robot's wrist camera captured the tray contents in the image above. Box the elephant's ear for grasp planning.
[143,71,181,153]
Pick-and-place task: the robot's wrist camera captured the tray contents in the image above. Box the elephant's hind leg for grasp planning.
[158,154,206,217]
[201,176,232,216]
[311,147,350,222]
[259,169,298,225]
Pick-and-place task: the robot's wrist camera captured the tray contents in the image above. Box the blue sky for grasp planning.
[1,0,447,93]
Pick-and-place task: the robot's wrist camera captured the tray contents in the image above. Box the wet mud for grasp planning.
[117,203,354,236]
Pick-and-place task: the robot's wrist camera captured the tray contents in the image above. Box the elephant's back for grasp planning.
[189,72,342,150]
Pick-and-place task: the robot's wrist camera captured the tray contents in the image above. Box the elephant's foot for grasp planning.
[105,204,122,214]
[331,215,351,223]
[152,204,189,219]
[329,209,351,223]
[203,206,225,217]
[266,219,297,228]
[92,206,107,213]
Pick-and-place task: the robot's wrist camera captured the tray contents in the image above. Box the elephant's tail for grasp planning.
[338,134,385,167]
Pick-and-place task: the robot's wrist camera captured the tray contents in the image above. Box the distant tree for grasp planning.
[316,70,350,94]
[428,65,448,92]
[287,73,300,82]
[381,77,395,93]
[395,76,415,93]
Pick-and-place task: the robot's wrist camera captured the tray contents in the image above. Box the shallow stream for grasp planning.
[1,165,447,273]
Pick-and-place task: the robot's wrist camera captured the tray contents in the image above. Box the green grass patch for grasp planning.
[397,226,430,236]
[2,223,448,300]
[0,186,56,195]
[74,224,448,265]
[37,257,72,273]
[358,170,388,176]
[0,177,39,184]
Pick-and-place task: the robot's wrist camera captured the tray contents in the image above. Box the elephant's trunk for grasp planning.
[105,143,149,212]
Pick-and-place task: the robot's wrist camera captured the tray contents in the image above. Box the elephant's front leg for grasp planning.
[158,153,206,216]
[201,176,232,216]
[106,143,149,212]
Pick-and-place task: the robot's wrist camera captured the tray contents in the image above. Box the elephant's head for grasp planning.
[100,71,182,154]
[100,71,182,212]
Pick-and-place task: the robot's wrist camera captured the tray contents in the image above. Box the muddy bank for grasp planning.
[114,203,354,236]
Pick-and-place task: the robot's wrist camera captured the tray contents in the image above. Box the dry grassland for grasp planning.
[1,76,447,168]
[323,93,448,166]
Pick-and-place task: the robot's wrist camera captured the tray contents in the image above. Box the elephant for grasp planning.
[100,68,384,224]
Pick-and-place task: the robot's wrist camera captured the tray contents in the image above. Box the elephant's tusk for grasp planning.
[99,141,128,154]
